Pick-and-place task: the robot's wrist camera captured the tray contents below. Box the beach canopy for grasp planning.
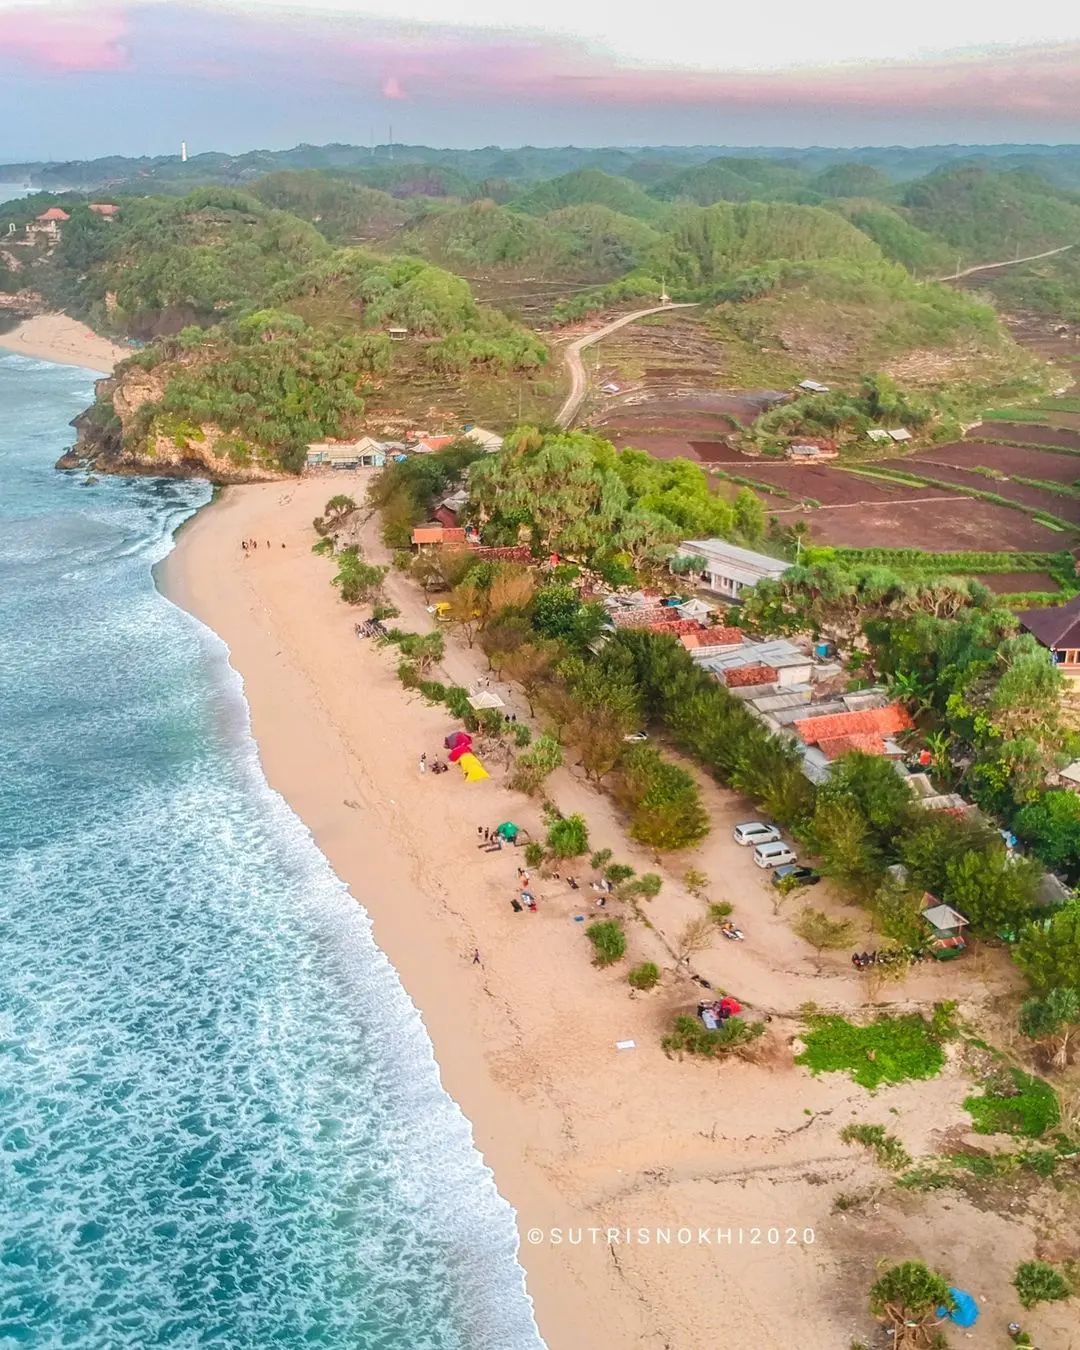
[457,752,489,782]
[938,1289,978,1327]
[467,690,505,711]
[444,730,472,751]
[718,996,742,1017]
[447,741,471,763]
[495,822,519,841]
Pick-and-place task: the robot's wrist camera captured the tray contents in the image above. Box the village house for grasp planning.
[786,441,838,461]
[88,203,120,219]
[305,437,386,470]
[1017,593,1080,678]
[676,538,790,599]
[462,425,504,453]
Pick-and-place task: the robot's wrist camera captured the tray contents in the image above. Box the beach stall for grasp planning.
[457,752,489,782]
[467,691,505,712]
[495,822,519,842]
[444,730,473,762]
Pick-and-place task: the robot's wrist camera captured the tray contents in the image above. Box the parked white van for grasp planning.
[753,840,797,869]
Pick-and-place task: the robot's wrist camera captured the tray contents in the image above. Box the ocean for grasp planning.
[0,354,544,1349]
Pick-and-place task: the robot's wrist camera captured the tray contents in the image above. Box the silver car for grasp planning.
[733,821,781,847]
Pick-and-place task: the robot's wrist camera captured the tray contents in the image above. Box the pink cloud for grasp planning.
[381,73,406,100]
[0,6,130,72]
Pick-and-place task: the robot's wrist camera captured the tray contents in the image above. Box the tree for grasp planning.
[941,844,1039,934]
[444,579,484,646]
[1015,790,1080,877]
[587,919,626,967]
[546,812,589,859]
[676,916,715,963]
[532,584,585,641]
[396,631,444,676]
[1019,987,1080,1070]
[501,640,558,715]
[869,1261,954,1349]
[807,797,883,894]
[1015,905,1080,994]
[323,493,357,525]
[332,547,388,605]
[510,733,563,795]
[793,906,855,968]
[732,486,766,543]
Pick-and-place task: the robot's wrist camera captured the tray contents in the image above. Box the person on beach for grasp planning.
[472,948,482,965]
[419,753,427,774]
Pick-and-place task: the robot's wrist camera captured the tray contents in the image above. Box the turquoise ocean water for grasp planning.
[0,354,544,1349]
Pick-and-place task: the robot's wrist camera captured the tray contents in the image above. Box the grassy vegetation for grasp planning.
[839,1123,912,1170]
[796,1008,954,1090]
[963,1068,1061,1139]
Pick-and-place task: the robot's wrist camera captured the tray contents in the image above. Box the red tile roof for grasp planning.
[37,207,70,222]
[816,732,894,760]
[793,703,913,748]
[411,525,466,545]
[724,664,777,688]
[89,203,119,216]
[415,435,455,453]
[647,618,708,636]
[680,626,743,648]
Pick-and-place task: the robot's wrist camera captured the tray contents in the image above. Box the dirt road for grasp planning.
[933,242,1074,283]
[554,301,698,428]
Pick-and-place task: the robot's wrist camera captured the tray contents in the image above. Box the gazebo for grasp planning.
[467,690,505,711]
[922,898,969,960]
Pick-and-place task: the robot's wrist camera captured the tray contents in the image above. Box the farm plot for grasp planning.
[970,422,1080,452]
[973,572,1062,594]
[718,463,959,508]
[878,459,1080,522]
[914,441,1080,484]
[799,496,1070,551]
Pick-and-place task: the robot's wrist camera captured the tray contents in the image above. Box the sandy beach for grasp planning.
[0,314,128,374]
[163,472,1076,1348]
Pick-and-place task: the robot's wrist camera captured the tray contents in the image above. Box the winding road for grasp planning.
[933,242,1075,283]
[554,301,699,428]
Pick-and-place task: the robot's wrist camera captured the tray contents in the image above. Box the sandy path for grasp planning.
[163,473,1064,1348]
[0,313,128,373]
[555,303,698,428]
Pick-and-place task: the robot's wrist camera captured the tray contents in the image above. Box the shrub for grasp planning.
[523,841,544,868]
[839,1123,912,1170]
[616,744,709,851]
[513,723,532,747]
[590,848,613,870]
[709,901,734,920]
[869,1262,955,1334]
[662,1014,764,1059]
[1013,1260,1071,1310]
[546,812,590,859]
[587,919,627,967]
[963,1068,1060,1139]
[628,961,661,991]
[510,733,563,795]
[605,863,635,885]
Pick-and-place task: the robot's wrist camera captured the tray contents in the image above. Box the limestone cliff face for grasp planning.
[56,365,294,484]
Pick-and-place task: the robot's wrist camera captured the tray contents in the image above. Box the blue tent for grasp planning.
[937,1288,978,1328]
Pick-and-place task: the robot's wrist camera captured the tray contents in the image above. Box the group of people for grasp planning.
[419,753,449,775]
[240,538,284,553]
[851,947,926,970]
[719,921,745,941]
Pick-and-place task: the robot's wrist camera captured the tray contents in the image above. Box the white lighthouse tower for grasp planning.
[181,141,188,163]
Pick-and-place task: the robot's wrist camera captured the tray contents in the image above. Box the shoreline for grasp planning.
[158,473,1068,1348]
[0,313,128,374]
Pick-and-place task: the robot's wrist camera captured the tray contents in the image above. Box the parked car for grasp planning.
[772,864,820,889]
[733,821,781,847]
[753,841,797,870]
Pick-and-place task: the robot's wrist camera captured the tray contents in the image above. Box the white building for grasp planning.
[306,436,386,469]
[677,539,789,599]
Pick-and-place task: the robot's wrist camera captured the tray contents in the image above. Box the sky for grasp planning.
[1,0,1080,160]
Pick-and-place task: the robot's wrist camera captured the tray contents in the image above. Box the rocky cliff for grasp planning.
[56,365,293,484]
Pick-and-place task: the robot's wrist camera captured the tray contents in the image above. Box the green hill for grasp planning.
[829,201,956,275]
[396,200,564,272]
[543,205,662,278]
[651,201,883,290]
[50,187,330,336]
[904,166,1080,262]
[250,171,408,243]
[511,169,667,222]
[810,162,892,199]
[651,156,808,205]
